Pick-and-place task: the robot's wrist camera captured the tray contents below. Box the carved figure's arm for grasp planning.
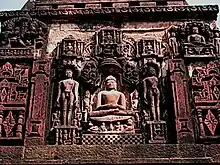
[96,92,102,109]
[56,81,62,105]
[143,78,148,104]
[74,81,79,105]
[119,93,126,110]
[187,35,191,43]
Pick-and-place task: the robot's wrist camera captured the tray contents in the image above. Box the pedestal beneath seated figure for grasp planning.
[145,121,167,144]
[88,115,135,134]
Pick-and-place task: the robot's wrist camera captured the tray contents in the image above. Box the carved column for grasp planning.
[25,60,50,145]
[168,59,195,143]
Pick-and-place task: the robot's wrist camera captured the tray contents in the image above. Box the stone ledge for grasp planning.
[0,144,217,163]
[0,5,218,20]
[14,157,214,164]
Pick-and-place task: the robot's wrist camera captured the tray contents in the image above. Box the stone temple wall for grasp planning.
[0,0,220,163]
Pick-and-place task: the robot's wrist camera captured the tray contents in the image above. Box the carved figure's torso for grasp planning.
[188,34,206,44]
[101,90,122,105]
[61,79,76,97]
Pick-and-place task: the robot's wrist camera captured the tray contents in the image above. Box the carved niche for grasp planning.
[138,37,162,58]
[0,62,30,141]
[96,28,122,59]
[177,22,215,57]
[49,27,169,145]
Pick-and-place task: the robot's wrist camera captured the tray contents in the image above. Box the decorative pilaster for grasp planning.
[168,59,195,143]
[25,60,50,145]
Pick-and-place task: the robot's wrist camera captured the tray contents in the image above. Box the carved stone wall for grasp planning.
[0,0,220,163]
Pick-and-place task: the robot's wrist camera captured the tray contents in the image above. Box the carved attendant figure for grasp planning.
[169,31,179,56]
[214,31,220,55]
[82,90,91,122]
[143,65,160,121]
[56,69,79,126]
[145,42,154,54]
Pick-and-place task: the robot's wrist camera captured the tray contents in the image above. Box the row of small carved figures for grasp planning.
[88,119,135,133]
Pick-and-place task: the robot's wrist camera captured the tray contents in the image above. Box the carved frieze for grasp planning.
[0,5,218,19]
[0,17,48,49]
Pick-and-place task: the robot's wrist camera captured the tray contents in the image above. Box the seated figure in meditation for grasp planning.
[97,75,126,110]
[88,75,135,133]
[187,26,206,45]
[184,26,214,55]
[89,75,134,117]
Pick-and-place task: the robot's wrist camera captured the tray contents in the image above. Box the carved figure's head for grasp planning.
[215,31,220,37]
[127,119,133,125]
[65,69,73,78]
[105,75,117,90]
[192,26,199,34]
[171,32,176,37]
[85,90,90,97]
[148,66,157,76]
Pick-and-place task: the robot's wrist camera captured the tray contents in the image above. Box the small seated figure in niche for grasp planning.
[115,121,121,131]
[63,129,69,145]
[100,122,107,132]
[123,119,135,132]
[88,121,99,132]
[56,69,79,126]
[145,42,154,54]
[104,31,114,44]
[66,43,74,55]
[187,26,206,45]
[143,64,160,121]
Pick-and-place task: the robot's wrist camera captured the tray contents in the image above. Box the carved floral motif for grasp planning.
[204,110,218,135]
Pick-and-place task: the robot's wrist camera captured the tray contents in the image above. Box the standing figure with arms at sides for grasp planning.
[56,69,79,126]
[168,31,179,56]
[143,64,160,121]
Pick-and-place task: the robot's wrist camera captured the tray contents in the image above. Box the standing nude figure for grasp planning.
[169,31,179,56]
[214,31,220,55]
[143,66,160,121]
[82,90,91,122]
[56,69,79,126]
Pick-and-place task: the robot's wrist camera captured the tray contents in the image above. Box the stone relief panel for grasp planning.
[48,26,169,145]
[188,61,220,140]
[0,17,48,49]
[0,62,30,141]
[46,20,220,145]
